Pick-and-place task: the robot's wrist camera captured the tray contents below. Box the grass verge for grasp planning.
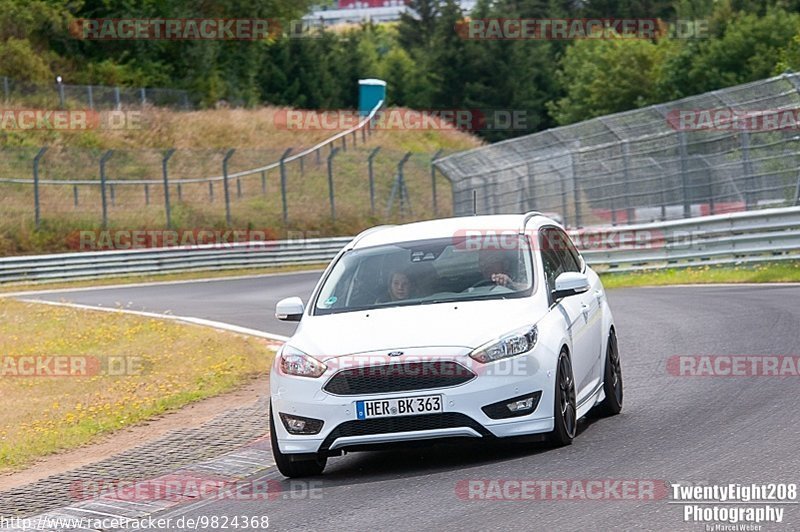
[600,260,800,289]
[0,299,273,471]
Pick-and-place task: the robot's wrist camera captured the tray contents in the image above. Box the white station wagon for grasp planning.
[270,213,623,477]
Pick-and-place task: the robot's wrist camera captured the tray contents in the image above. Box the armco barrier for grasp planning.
[1,208,798,284]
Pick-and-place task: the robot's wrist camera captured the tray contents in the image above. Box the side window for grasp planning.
[539,229,565,294]
[552,229,581,273]
[559,229,584,272]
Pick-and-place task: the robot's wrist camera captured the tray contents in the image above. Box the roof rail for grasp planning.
[519,211,543,234]
[348,225,395,249]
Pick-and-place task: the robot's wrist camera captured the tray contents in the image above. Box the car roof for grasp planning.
[351,213,560,249]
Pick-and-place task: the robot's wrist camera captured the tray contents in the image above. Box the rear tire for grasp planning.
[592,329,623,417]
[546,349,576,447]
[270,404,327,478]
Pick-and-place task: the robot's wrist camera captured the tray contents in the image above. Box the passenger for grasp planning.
[379,271,413,302]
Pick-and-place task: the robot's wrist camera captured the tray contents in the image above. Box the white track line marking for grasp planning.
[16,298,289,343]
[0,269,324,298]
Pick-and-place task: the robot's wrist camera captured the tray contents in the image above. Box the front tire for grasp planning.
[592,329,623,417]
[270,405,327,478]
[546,349,577,446]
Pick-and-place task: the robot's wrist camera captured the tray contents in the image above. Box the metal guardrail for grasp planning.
[572,206,800,273]
[1,208,798,284]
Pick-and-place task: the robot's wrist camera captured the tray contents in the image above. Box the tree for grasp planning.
[548,33,671,125]
[681,9,800,93]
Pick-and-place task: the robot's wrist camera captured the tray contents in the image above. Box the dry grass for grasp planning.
[0,106,482,256]
[0,299,273,471]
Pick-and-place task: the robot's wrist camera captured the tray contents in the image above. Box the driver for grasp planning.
[478,251,523,290]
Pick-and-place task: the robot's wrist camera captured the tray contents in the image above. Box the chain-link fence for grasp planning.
[1,77,191,110]
[435,72,800,227]
[0,136,451,254]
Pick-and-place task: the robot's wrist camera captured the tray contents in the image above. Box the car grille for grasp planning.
[319,413,491,452]
[322,361,475,395]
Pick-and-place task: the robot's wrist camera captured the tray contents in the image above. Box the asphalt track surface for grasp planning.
[22,278,800,531]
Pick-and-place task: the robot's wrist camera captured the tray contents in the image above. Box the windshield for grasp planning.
[314,236,534,315]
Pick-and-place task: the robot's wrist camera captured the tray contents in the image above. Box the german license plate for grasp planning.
[355,395,443,420]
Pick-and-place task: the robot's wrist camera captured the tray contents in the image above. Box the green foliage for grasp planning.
[0,0,798,140]
[0,37,53,83]
[548,34,673,124]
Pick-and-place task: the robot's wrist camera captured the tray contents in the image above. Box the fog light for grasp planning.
[482,391,542,420]
[279,413,324,435]
[507,397,535,412]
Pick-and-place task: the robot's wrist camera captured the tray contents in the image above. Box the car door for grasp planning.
[539,227,600,403]
[554,228,604,397]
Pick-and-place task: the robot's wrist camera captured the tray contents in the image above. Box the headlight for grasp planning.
[280,345,327,378]
[469,325,538,363]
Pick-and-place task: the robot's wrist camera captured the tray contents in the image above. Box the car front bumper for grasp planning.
[270,347,559,455]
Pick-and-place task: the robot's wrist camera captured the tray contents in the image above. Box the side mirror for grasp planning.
[276,297,304,322]
[552,272,590,301]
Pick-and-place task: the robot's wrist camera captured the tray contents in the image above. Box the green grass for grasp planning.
[600,260,800,289]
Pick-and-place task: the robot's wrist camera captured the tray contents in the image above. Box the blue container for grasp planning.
[358,79,386,116]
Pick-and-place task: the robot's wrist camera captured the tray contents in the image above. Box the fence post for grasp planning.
[110,185,116,207]
[327,148,340,221]
[114,86,121,110]
[73,185,79,207]
[177,183,182,201]
[342,135,347,152]
[386,152,412,217]
[99,150,114,228]
[480,177,491,214]
[261,170,267,195]
[209,181,214,202]
[144,184,150,205]
[140,87,146,106]
[32,147,47,230]
[368,147,381,216]
[794,170,800,206]
[87,85,94,110]
[162,148,176,228]
[571,155,581,228]
[622,141,634,223]
[399,152,412,216]
[299,155,304,176]
[678,132,691,218]
[526,163,537,211]
[279,148,293,224]
[741,131,755,209]
[560,167,568,226]
[2,76,8,102]
[222,149,235,226]
[431,149,443,217]
[236,177,242,199]
[58,82,65,109]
